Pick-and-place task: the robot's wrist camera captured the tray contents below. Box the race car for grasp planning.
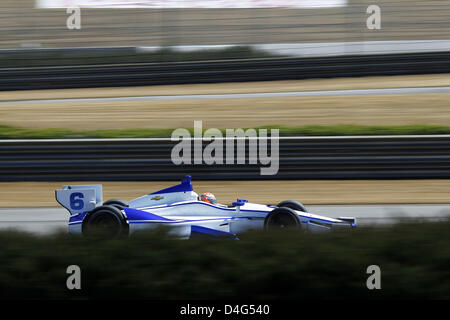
[56,175,356,239]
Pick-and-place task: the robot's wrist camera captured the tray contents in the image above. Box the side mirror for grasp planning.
[232,198,248,207]
[232,199,248,215]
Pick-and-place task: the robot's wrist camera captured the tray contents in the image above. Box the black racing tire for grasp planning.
[264,207,301,230]
[277,200,308,213]
[82,205,129,237]
[103,199,129,209]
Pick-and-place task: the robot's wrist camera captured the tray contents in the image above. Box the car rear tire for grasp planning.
[103,199,129,208]
[264,207,301,230]
[277,200,308,213]
[82,205,129,237]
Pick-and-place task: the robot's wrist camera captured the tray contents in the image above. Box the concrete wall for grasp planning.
[0,0,449,49]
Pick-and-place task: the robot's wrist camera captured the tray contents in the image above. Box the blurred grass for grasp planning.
[2,124,450,139]
[0,220,449,299]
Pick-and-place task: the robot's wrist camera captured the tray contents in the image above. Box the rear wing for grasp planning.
[55,185,103,215]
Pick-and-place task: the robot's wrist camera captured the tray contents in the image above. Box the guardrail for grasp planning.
[1,52,450,91]
[1,136,450,181]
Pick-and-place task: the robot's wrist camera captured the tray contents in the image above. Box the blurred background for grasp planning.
[0,0,450,300]
[1,0,449,48]
[1,0,450,219]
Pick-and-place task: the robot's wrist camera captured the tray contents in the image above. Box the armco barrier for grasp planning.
[1,52,450,90]
[1,136,450,181]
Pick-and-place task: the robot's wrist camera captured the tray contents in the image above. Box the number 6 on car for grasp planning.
[56,185,102,215]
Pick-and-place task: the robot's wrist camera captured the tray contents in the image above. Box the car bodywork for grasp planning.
[56,175,356,239]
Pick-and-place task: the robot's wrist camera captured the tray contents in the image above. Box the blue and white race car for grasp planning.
[56,175,356,239]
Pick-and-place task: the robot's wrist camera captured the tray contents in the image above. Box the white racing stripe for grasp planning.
[3,134,450,144]
[36,0,347,9]
[2,86,450,106]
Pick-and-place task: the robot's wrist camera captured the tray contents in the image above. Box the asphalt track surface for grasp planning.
[1,86,450,105]
[1,204,449,235]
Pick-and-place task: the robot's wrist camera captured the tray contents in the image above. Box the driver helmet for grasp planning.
[200,192,217,204]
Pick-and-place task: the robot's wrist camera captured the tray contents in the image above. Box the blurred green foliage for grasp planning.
[2,124,450,139]
[0,220,449,299]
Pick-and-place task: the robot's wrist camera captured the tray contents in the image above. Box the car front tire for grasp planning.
[264,207,301,230]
